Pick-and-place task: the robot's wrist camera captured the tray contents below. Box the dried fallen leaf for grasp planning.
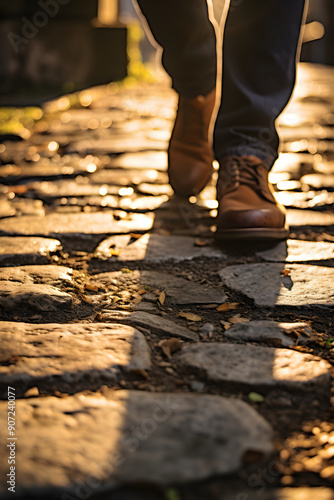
[109,248,121,256]
[157,229,171,236]
[293,345,312,353]
[216,302,239,312]
[158,338,183,359]
[158,361,172,368]
[220,321,231,330]
[29,314,42,320]
[132,295,143,305]
[81,295,93,304]
[137,289,147,295]
[9,185,28,194]
[24,387,39,398]
[281,269,291,276]
[283,329,300,340]
[130,233,143,239]
[137,383,152,390]
[158,290,166,306]
[179,311,202,322]
[131,369,149,379]
[229,314,250,324]
[174,379,187,386]
[85,283,99,292]
[194,238,210,247]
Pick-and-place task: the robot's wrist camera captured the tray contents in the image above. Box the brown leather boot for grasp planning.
[168,89,216,197]
[216,155,289,241]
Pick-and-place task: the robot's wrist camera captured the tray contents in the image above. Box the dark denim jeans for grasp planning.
[136,0,306,169]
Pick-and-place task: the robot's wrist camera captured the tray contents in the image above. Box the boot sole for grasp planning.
[215,226,289,242]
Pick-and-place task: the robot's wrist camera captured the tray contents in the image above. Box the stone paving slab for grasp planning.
[280,125,334,142]
[271,153,311,174]
[10,198,45,217]
[0,265,74,286]
[62,194,169,211]
[109,151,168,171]
[0,282,73,311]
[137,182,174,196]
[0,212,154,240]
[0,197,16,218]
[177,343,331,393]
[0,237,61,266]
[101,310,199,341]
[121,195,169,211]
[275,190,334,209]
[30,180,121,198]
[68,136,168,155]
[93,270,226,305]
[0,322,150,397]
[257,239,334,263]
[91,168,168,186]
[0,390,273,496]
[133,301,159,313]
[286,209,334,226]
[28,173,168,199]
[281,102,332,126]
[0,265,76,311]
[301,173,334,190]
[95,233,226,263]
[111,117,171,136]
[224,321,312,347]
[0,162,85,182]
[283,140,334,155]
[233,489,334,500]
[219,263,334,307]
[314,160,334,175]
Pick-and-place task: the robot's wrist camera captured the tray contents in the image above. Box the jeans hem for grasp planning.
[215,146,278,170]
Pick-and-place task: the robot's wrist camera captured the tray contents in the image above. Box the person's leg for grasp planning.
[214,0,307,168]
[214,0,307,241]
[135,0,218,196]
[135,0,216,98]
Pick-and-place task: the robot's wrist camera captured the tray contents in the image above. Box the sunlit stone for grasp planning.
[0,322,151,396]
[119,187,134,196]
[0,390,273,492]
[178,343,331,393]
[219,263,334,307]
[276,180,301,191]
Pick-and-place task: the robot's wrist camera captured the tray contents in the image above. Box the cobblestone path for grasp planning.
[0,64,334,500]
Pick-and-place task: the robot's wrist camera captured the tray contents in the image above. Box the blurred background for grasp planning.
[0,0,333,103]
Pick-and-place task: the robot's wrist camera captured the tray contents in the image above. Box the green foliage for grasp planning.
[0,107,43,135]
[248,392,265,403]
[165,489,182,500]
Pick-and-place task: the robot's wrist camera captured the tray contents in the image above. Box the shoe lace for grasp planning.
[218,155,265,196]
